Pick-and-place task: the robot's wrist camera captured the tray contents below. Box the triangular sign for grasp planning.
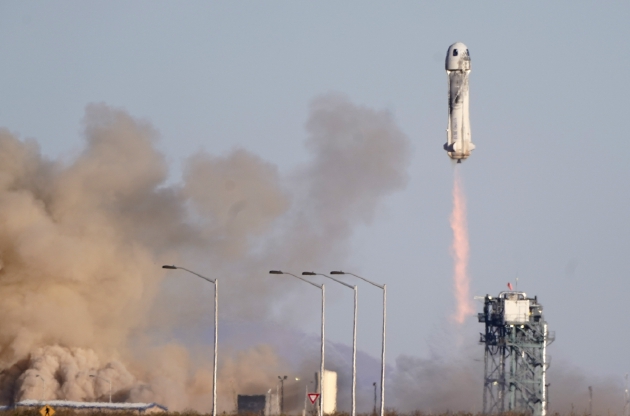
[308,393,320,404]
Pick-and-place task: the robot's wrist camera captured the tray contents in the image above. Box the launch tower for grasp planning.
[479,291,554,416]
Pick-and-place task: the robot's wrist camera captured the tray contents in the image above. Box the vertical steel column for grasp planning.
[213,280,218,416]
[351,285,358,416]
[542,323,548,416]
[509,327,516,411]
[499,342,506,413]
[320,285,325,416]
[624,374,629,416]
[379,284,386,416]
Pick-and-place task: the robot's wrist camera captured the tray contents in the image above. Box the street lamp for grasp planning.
[303,272,357,416]
[90,374,112,403]
[624,373,629,416]
[35,374,45,402]
[372,382,377,416]
[331,271,386,416]
[163,265,218,416]
[270,270,324,416]
[278,375,288,414]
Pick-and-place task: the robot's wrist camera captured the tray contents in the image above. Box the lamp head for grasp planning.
[330,271,345,275]
[162,265,177,269]
[302,272,316,276]
[269,270,283,274]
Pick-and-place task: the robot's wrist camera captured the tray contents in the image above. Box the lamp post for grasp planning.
[331,271,386,416]
[372,382,377,416]
[278,375,288,413]
[35,374,45,402]
[163,265,218,416]
[303,272,357,416]
[624,373,629,416]
[90,374,112,403]
[270,270,324,416]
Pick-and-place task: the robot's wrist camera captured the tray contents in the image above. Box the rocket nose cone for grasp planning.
[446,42,470,70]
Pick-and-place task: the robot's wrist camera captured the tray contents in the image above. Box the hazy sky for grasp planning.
[0,1,629,382]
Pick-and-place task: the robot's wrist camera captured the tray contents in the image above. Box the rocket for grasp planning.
[444,42,475,163]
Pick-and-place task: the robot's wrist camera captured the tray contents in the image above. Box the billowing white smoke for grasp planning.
[0,94,410,411]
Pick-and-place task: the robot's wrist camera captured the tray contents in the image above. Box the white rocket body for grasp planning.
[444,42,475,162]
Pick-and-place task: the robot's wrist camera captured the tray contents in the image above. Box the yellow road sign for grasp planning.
[39,405,55,416]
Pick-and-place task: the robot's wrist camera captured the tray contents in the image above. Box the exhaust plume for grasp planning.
[450,169,474,324]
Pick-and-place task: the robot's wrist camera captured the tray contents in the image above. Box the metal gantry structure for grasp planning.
[479,291,554,416]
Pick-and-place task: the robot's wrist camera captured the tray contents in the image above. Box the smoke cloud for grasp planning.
[546,361,627,415]
[0,94,410,411]
[390,354,481,413]
[388,344,629,415]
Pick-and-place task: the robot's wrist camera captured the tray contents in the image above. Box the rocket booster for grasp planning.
[444,42,475,163]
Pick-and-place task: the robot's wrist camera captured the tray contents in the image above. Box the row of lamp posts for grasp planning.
[161,265,386,416]
[31,264,383,416]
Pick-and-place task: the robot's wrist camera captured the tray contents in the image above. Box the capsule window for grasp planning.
[466,49,470,56]
[453,49,458,56]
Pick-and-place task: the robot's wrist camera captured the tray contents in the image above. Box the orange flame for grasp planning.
[450,169,474,324]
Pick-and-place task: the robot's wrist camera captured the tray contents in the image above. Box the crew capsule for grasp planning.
[445,42,471,71]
